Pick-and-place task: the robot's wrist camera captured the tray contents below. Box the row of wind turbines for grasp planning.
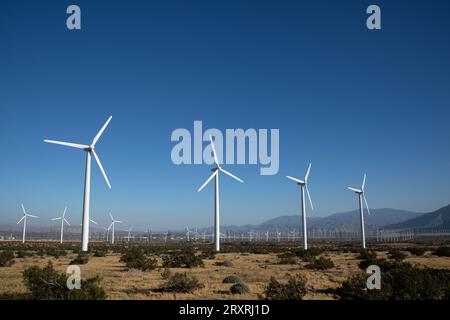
[17,204,126,245]
[16,116,372,252]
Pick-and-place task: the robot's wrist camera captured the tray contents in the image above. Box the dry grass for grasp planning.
[1,244,450,300]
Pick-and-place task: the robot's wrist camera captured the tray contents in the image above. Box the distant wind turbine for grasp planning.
[198,136,244,252]
[51,207,70,244]
[287,162,314,250]
[108,213,122,244]
[125,227,133,243]
[44,116,112,252]
[348,174,371,249]
[17,204,38,244]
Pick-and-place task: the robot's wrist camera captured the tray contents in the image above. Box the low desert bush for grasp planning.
[388,249,407,261]
[306,257,334,270]
[120,248,157,271]
[214,260,233,267]
[160,272,204,293]
[262,274,307,300]
[0,251,15,267]
[20,261,106,300]
[337,259,450,300]
[222,275,242,284]
[70,253,89,265]
[162,250,204,268]
[161,268,172,280]
[407,247,426,256]
[434,246,450,257]
[230,282,250,295]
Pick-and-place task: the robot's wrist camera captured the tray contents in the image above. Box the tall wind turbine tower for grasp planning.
[44,116,112,252]
[198,136,244,252]
[348,174,371,249]
[287,163,314,250]
[17,204,38,244]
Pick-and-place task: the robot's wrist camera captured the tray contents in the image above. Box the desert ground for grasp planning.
[1,240,450,300]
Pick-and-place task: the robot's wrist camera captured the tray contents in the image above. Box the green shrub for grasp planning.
[22,261,106,300]
[161,268,172,280]
[306,257,334,270]
[434,246,450,257]
[262,275,307,300]
[16,250,27,259]
[230,282,250,294]
[407,247,426,256]
[388,249,407,261]
[214,260,233,267]
[93,249,107,257]
[120,248,158,271]
[70,253,89,265]
[278,257,298,265]
[162,250,204,268]
[222,275,242,284]
[338,259,450,300]
[160,272,204,293]
[199,250,216,260]
[0,251,15,267]
[356,250,377,261]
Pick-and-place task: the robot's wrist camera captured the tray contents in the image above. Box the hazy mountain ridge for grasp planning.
[384,204,450,230]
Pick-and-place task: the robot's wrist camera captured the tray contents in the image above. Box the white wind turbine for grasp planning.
[125,227,133,243]
[108,213,122,244]
[198,136,244,252]
[51,207,70,244]
[44,116,112,252]
[348,174,371,249]
[287,163,314,250]
[17,204,38,244]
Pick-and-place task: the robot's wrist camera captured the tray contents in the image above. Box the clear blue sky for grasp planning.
[1,0,449,230]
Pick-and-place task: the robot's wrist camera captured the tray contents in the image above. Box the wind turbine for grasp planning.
[51,207,70,244]
[348,174,371,249]
[17,204,38,244]
[44,116,112,252]
[108,213,122,244]
[102,226,110,242]
[198,136,243,252]
[125,227,133,243]
[287,162,314,250]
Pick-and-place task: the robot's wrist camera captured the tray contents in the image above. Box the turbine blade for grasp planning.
[220,168,244,183]
[27,214,38,218]
[109,212,114,221]
[305,163,312,182]
[198,171,217,192]
[286,176,304,184]
[89,219,98,225]
[108,222,113,230]
[306,184,314,211]
[21,203,26,214]
[209,135,220,168]
[64,218,70,226]
[44,140,89,150]
[116,220,123,224]
[62,207,67,218]
[363,196,371,215]
[362,174,366,191]
[91,150,111,189]
[51,217,62,221]
[92,116,112,146]
[17,216,25,224]
[348,187,362,193]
